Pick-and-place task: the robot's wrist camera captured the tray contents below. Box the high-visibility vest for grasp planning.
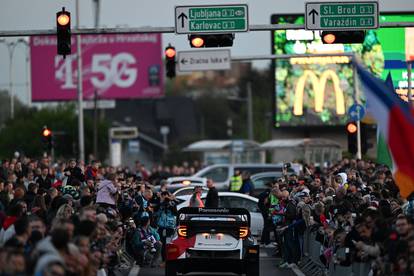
[230,175,243,192]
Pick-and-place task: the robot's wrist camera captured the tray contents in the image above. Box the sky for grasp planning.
[0,0,413,105]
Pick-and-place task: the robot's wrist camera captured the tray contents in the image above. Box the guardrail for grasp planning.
[297,228,372,276]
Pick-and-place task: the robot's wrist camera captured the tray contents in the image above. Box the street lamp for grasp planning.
[160,126,170,151]
[0,38,29,119]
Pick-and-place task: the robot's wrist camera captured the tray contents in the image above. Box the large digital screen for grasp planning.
[272,13,414,127]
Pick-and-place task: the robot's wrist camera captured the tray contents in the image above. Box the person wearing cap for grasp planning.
[189,186,204,208]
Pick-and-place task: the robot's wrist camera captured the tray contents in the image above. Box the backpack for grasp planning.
[157,209,176,229]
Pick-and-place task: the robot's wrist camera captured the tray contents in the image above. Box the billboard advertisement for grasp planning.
[272,13,414,127]
[30,34,164,101]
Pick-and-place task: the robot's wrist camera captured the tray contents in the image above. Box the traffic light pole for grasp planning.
[76,0,85,164]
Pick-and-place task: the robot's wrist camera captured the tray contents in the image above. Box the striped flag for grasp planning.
[376,73,394,170]
[356,62,414,198]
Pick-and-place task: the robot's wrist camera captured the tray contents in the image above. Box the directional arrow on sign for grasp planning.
[180,58,188,65]
[178,12,188,28]
[308,9,319,24]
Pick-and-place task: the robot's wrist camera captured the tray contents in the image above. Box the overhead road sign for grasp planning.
[175,4,249,34]
[305,1,379,30]
[177,49,231,72]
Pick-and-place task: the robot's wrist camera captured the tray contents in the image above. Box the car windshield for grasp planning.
[198,166,229,182]
[252,176,280,189]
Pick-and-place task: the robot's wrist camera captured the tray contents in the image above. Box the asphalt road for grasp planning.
[138,246,297,276]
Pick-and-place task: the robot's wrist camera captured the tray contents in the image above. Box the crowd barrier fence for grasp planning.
[297,229,371,276]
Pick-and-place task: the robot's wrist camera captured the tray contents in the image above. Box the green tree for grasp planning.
[0,104,109,160]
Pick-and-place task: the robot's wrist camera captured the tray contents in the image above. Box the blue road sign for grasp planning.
[348,104,365,121]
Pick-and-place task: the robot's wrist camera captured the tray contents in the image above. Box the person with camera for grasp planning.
[155,191,177,263]
[131,215,161,267]
[63,159,85,186]
[134,186,154,225]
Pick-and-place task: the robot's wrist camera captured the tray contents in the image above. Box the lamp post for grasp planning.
[227,81,254,141]
[0,39,29,119]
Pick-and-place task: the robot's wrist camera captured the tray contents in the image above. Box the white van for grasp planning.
[167,163,293,191]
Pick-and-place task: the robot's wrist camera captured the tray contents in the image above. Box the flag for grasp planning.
[356,62,414,198]
[376,73,394,169]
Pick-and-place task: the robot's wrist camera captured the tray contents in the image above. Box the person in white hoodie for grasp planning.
[96,173,119,209]
[335,172,349,190]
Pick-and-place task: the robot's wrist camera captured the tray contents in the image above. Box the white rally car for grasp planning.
[165,207,259,276]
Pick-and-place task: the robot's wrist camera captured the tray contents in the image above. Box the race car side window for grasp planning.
[198,166,229,183]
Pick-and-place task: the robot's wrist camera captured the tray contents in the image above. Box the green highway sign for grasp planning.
[305,1,379,30]
[175,4,249,34]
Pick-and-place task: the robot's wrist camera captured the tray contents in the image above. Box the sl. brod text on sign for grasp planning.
[305,1,379,30]
[175,4,248,34]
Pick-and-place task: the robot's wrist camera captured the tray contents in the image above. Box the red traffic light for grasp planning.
[57,13,70,26]
[321,31,365,44]
[190,36,205,48]
[346,122,357,134]
[42,128,52,137]
[322,33,336,44]
[57,7,70,26]
[165,46,176,59]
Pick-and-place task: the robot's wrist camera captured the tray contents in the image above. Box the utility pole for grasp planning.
[92,1,100,160]
[76,0,85,163]
[247,81,254,141]
[93,90,98,159]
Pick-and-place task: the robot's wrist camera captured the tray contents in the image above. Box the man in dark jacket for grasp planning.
[36,167,53,191]
[64,159,84,186]
[205,179,219,208]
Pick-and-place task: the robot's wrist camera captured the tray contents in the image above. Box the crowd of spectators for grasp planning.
[0,157,195,276]
[257,159,414,275]
[1,155,413,275]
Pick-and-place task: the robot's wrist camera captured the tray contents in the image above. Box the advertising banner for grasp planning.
[30,34,163,101]
[271,13,414,127]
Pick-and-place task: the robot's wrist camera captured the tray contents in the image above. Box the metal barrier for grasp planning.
[297,229,372,276]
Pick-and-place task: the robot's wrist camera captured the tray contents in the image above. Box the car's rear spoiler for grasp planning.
[178,207,251,227]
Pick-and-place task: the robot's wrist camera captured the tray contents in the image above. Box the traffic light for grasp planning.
[346,122,358,155]
[56,7,71,57]
[321,31,365,44]
[165,44,176,78]
[188,33,234,48]
[42,126,53,151]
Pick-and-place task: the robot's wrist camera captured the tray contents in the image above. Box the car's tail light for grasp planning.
[239,227,249,239]
[178,225,187,237]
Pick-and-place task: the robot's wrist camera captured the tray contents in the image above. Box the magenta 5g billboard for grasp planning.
[30,34,164,101]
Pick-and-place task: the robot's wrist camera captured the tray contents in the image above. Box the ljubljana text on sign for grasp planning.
[175,5,249,34]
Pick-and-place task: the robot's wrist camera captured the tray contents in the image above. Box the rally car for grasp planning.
[165,207,259,276]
